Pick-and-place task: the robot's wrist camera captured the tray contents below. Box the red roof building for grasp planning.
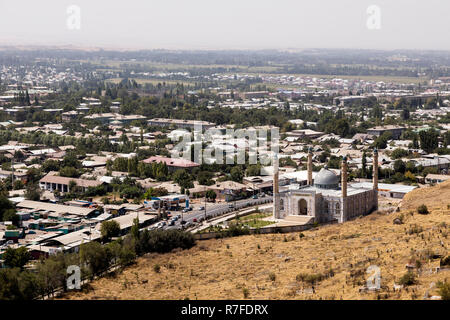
[142,156,200,171]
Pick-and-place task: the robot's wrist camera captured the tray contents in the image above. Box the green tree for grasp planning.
[172,169,194,189]
[131,217,140,241]
[0,194,15,222]
[144,187,168,199]
[206,190,217,202]
[0,269,23,300]
[419,129,439,153]
[230,166,244,182]
[391,148,409,160]
[361,151,367,178]
[59,166,80,178]
[100,220,121,240]
[36,253,68,298]
[3,247,30,269]
[79,242,110,279]
[25,182,43,201]
[393,160,406,174]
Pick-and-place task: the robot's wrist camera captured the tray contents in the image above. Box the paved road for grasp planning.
[159,197,272,231]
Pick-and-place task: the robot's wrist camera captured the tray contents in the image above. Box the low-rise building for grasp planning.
[142,156,200,172]
[367,125,406,140]
[39,172,104,193]
[148,118,216,130]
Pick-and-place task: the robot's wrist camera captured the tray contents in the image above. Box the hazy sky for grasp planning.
[0,0,449,51]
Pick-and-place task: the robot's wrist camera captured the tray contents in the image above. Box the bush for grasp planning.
[268,272,276,281]
[296,273,325,285]
[417,204,429,215]
[222,224,250,238]
[145,229,196,253]
[398,272,417,286]
[242,287,249,299]
[153,264,161,273]
[407,224,423,235]
[437,281,450,300]
[118,236,136,267]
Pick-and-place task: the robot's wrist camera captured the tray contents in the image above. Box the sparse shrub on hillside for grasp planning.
[268,272,276,281]
[407,224,423,235]
[242,287,249,299]
[217,224,250,238]
[296,273,327,285]
[153,264,161,273]
[417,204,429,215]
[437,281,450,300]
[398,272,417,286]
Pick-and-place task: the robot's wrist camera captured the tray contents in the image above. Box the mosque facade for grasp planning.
[273,149,379,223]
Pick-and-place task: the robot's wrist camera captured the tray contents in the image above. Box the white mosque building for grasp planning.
[273,148,379,224]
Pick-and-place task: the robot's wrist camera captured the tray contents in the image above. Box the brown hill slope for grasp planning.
[62,184,450,300]
[401,180,450,211]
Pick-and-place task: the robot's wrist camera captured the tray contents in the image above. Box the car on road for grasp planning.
[252,195,258,199]
[193,218,198,222]
[176,214,181,219]
[199,206,205,211]
[228,204,235,208]
[168,220,175,226]
[183,221,192,229]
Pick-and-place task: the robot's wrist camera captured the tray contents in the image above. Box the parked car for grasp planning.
[184,222,192,228]
[252,194,258,199]
[180,220,187,225]
[199,206,205,211]
[193,218,198,222]
[228,204,235,208]
[168,220,175,226]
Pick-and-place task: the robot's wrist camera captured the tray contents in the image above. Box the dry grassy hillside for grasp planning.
[401,180,450,211]
[62,182,450,300]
